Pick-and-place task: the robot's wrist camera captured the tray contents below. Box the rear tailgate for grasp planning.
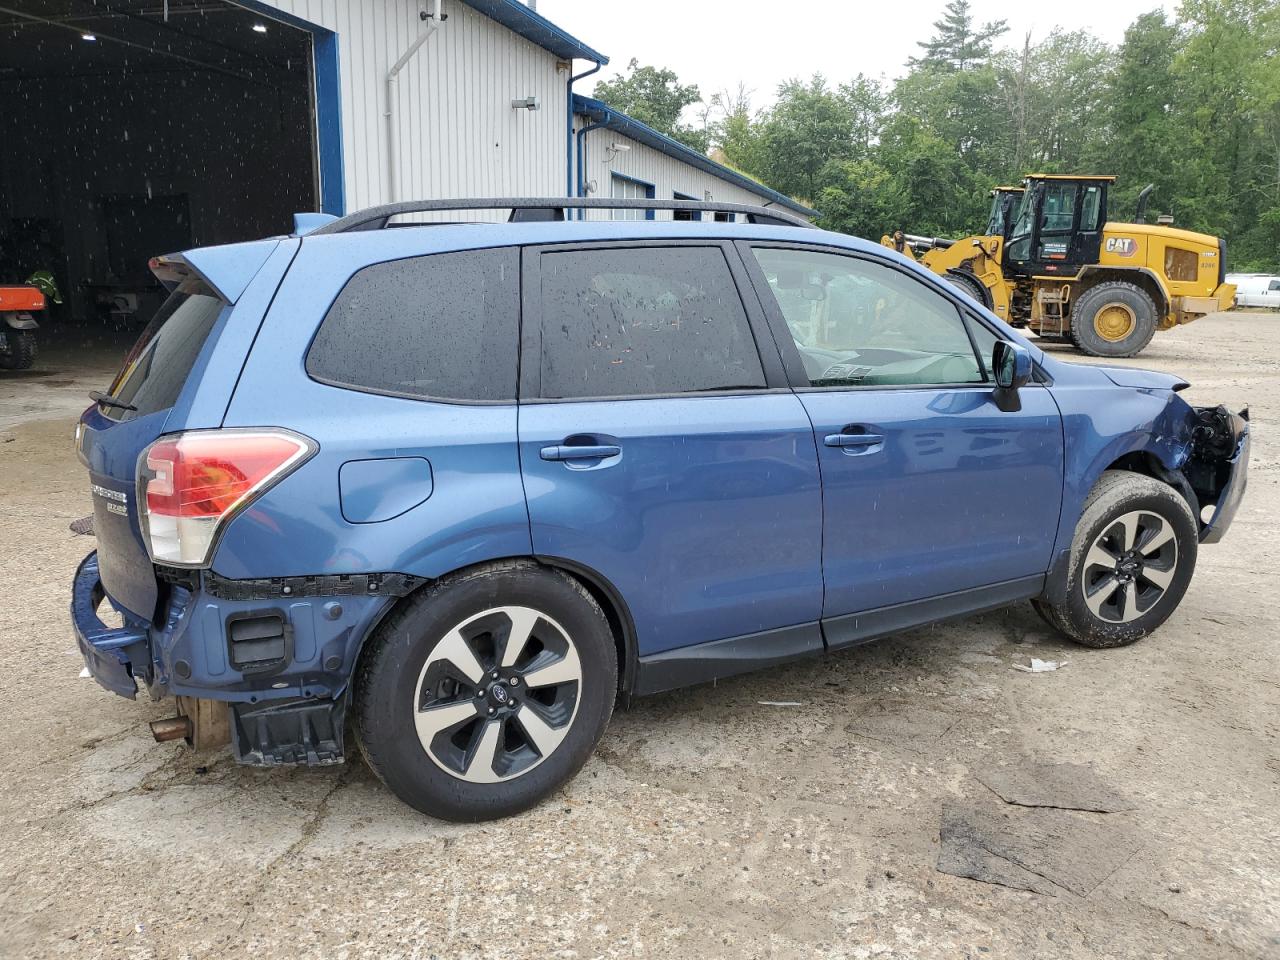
[79,273,230,618]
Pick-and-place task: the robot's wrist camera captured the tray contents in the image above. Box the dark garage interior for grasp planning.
[0,0,318,344]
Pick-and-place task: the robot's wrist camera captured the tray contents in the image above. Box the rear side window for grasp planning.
[103,276,226,421]
[307,248,519,402]
[536,246,764,399]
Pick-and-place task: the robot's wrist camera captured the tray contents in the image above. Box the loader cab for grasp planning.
[1005,175,1111,275]
[984,186,1024,242]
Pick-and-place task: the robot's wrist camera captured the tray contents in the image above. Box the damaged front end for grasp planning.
[1184,404,1250,543]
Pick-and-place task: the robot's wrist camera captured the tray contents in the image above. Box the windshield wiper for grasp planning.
[89,390,137,412]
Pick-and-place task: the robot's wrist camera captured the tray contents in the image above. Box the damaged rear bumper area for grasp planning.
[72,553,408,766]
[1186,405,1250,543]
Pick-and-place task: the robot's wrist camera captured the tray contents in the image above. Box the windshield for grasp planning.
[1006,184,1038,261]
[985,194,1006,236]
[102,275,226,421]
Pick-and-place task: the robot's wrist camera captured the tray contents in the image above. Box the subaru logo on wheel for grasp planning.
[491,683,508,704]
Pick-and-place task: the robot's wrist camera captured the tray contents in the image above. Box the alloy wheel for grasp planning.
[412,605,582,783]
[1081,510,1179,623]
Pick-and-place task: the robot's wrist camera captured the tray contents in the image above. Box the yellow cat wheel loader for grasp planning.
[882,175,1236,358]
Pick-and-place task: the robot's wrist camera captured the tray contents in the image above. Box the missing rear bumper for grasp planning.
[231,696,346,767]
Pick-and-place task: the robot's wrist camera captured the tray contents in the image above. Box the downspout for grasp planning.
[575,109,612,220]
[566,60,603,199]
[385,0,444,204]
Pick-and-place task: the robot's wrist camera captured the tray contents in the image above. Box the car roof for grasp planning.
[298,219,877,259]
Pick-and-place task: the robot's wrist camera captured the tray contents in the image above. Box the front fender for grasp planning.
[1042,378,1196,601]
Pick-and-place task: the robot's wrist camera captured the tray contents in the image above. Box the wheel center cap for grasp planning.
[1117,556,1142,576]
[488,682,510,706]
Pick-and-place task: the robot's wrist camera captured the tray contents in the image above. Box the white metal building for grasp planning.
[1,0,810,327]
[249,0,814,220]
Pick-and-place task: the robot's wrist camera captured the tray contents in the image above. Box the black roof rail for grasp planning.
[310,197,815,235]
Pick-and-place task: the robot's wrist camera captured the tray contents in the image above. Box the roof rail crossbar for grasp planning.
[310,197,815,235]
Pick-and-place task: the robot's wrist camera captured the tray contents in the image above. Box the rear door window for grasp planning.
[534,246,765,399]
[102,276,226,421]
[307,248,519,402]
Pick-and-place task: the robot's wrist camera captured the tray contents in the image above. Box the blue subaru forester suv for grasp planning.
[72,198,1249,821]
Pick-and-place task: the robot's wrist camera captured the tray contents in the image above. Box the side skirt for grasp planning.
[822,575,1045,651]
[631,576,1044,697]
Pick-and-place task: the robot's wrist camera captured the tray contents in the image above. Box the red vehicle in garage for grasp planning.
[0,283,41,370]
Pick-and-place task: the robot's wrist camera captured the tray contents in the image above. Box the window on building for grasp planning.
[306,248,519,402]
[750,246,988,387]
[611,174,654,221]
[714,211,734,222]
[537,246,765,399]
[673,192,700,222]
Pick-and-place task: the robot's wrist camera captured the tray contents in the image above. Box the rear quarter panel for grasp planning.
[217,231,532,581]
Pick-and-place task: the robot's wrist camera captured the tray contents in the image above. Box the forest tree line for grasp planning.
[594,0,1280,271]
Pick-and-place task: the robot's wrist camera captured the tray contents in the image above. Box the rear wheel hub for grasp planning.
[1094,302,1137,342]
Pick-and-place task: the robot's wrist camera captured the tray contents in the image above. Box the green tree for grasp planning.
[709,85,766,175]
[754,76,870,202]
[1088,11,1182,216]
[909,0,1008,72]
[593,59,708,152]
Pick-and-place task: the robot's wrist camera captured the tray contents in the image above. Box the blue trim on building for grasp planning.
[573,94,817,218]
[459,0,608,64]
[229,1,345,215]
[611,172,656,220]
[312,29,345,215]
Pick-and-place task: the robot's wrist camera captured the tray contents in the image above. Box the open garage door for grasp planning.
[0,0,322,337]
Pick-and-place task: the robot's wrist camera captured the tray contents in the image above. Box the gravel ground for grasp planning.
[0,312,1276,960]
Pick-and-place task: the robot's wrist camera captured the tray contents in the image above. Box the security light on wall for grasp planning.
[603,142,631,164]
[511,96,540,111]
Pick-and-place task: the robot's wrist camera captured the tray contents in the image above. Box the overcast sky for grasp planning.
[539,0,1181,110]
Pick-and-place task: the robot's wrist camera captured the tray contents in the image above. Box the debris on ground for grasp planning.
[69,515,94,536]
[1012,658,1066,673]
[937,803,1138,896]
[758,700,804,707]
[976,760,1131,813]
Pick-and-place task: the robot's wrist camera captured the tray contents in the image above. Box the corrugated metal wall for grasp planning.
[573,121,791,221]
[261,0,569,218]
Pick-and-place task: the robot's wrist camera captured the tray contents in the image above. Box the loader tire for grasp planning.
[945,271,992,309]
[1070,281,1158,358]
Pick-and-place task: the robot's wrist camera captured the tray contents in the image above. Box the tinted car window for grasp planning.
[103,276,225,421]
[537,246,765,399]
[307,248,519,402]
[751,247,986,387]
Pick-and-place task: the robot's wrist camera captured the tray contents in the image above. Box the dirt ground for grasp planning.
[0,313,1276,960]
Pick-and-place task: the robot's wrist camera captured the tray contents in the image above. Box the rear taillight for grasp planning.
[138,429,315,567]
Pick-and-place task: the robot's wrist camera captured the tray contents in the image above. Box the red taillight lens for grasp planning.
[139,429,314,567]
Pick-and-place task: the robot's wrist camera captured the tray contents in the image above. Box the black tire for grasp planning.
[0,330,36,370]
[1069,281,1158,358]
[945,271,991,309]
[354,560,617,821]
[1033,470,1197,648]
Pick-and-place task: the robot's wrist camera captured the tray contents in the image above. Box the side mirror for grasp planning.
[992,341,1032,412]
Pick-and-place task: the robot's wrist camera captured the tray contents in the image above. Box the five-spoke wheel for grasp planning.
[414,606,583,783]
[355,562,617,821]
[1035,470,1197,647]
[1080,510,1179,623]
